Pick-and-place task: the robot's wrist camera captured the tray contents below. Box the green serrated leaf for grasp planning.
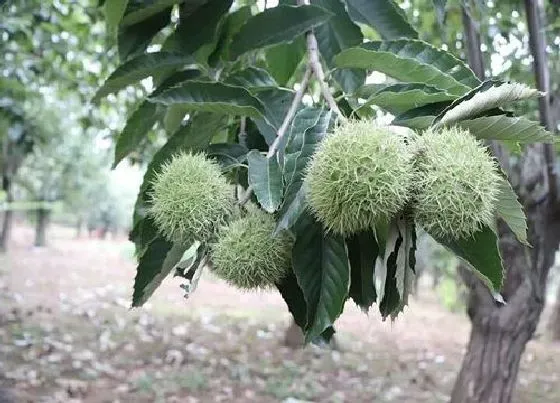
[265,38,306,86]
[434,80,541,127]
[163,0,232,64]
[277,271,308,330]
[432,225,504,292]
[392,101,452,129]
[455,115,556,144]
[230,5,334,59]
[94,52,189,101]
[375,219,400,309]
[276,108,331,233]
[113,100,162,168]
[121,0,186,27]
[247,150,283,213]
[105,0,128,34]
[357,83,457,114]
[344,0,418,39]
[496,176,529,246]
[210,5,253,63]
[292,214,350,342]
[253,88,296,145]
[207,143,249,170]
[391,217,416,318]
[163,105,189,135]
[117,8,172,61]
[346,229,378,312]
[150,81,267,120]
[334,40,479,96]
[132,239,186,307]
[314,0,365,93]
[225,67,278,90]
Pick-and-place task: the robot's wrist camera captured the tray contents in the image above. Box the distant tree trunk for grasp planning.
[0,175,13,252]
[34,207,50,247]
[549,282,560,340]
[75,216,83,239]
[451,2,560,402]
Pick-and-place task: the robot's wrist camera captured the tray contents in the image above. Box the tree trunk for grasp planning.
[34,208,49,247]
[549,282,560,340]
[75,217,83,239]
[451,205,559,402]
[451,2,560,402]
[0,175,13,252]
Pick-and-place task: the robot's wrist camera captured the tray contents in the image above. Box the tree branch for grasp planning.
[524,0,557,202]
[266,64,312,158]
[305,31,347,122]
[298,0,347,123]
[240,63,313,206]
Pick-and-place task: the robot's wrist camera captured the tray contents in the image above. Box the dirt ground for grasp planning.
[1,225,559,403]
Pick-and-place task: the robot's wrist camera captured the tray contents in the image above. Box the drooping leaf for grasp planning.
[118,7,172,61]
[104,0,128,34]
[496,176,529,246]
[277,271,308,330]
[132,239,186,307]
[121,0,186,27]
[207,143,249,170]
[434,80,541,127]
[247,150,283,213]
[230,5,334,59]
[344,0,418,39]
[94,52,190,101]
[113,101,162,168]
[391,217,416,318]
[455,115,556,144]
[375,219,401,312]
[292,213,350,342]
[346,229,378,312]
[150,81,267,120]
[313,0,365,93]
[253,88,296,145]
[225,67,278,90]
[392,101,452,129]
[357,83,457,114]
[432,225,504,292]
[276,108,331,233]
[131,113,228,251]
[163,0,232,64]
[334,40,480,96]
[265,37,306,86]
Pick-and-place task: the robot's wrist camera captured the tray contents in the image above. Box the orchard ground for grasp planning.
[1,225,559,403]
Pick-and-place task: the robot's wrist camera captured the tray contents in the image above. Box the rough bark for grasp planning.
[34,207,49,247]
[0,175,13,252]
[451,2,560,402]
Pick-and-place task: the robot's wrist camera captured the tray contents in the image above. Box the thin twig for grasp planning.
[299,0,347,123]
[266,64,313,158]
[305,32,346,122]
